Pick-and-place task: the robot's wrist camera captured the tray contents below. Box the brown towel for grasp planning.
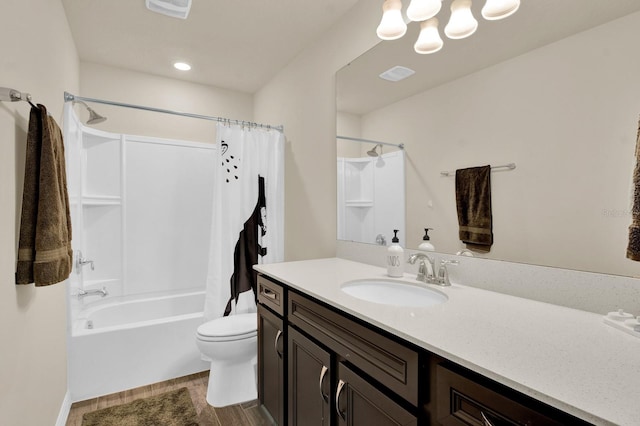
[16,104,73,286]
[455,165,493,248]
[627,116,640,260]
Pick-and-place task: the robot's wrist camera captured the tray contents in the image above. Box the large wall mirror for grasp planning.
[336,0,640,277]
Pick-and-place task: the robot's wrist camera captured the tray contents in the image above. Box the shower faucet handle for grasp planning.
[75,251,95,273]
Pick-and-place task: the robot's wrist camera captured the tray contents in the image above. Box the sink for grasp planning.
[340,279,448,307]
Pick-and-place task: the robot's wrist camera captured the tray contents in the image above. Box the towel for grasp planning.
[627,116,640,261]
[455,165,493,249]
[16,104,73,286]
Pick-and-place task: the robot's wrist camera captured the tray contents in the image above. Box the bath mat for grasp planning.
[82,387,198,426]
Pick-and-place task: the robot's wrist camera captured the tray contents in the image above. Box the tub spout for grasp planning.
[77,286,108,299]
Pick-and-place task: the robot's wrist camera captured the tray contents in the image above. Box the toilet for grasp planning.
[196,312,258,407]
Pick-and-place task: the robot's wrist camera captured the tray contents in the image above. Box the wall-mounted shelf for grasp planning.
[345,200,374,207]
[81,195,122,206]
[71,195,122,206]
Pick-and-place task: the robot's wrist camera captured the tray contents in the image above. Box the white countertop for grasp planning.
[255,258,640,426]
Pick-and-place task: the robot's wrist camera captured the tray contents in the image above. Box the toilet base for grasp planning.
[205,356,258,407]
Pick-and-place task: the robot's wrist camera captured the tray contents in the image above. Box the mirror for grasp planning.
[337,1,640,277]
[336,136,405,246]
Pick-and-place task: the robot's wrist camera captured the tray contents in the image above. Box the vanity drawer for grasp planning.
[436,364,584,426]
[257,275,286,316]
[288,291,419,406]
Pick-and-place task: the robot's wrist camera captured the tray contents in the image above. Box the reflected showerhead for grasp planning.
[76,100,107,125]
[367,144,382,157]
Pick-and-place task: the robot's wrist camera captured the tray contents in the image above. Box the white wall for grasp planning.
[360,12,640,276]
[0,0,79,424]
[79,62,254,144]
[253,1,381,260]
[336,111,363,158]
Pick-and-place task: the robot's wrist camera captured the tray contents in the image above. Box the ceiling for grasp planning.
[61,0,360,94]
[337,0,640,115]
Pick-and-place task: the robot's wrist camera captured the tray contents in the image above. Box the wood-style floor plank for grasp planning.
[66,371,273,426]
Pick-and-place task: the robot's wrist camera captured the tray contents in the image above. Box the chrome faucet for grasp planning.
[75,251,94,273]
[375,234,387,246]
[77,286,108,299]
[407,253,436,284]
[408,253,459,286]
[436,259,459,286]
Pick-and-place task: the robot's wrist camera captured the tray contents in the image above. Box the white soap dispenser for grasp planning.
[387,229,404,277]
[418,228,435,252]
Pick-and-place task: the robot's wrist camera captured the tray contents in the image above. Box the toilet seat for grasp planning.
[197,312,257,342]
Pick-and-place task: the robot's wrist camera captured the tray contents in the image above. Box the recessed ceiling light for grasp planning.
[379,65,415,82]
[174,62,191,71]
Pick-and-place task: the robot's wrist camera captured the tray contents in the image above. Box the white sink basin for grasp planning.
[341,279,448,307]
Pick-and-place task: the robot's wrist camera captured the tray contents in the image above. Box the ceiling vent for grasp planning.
[379,65,415,82]
[145,0,192,19]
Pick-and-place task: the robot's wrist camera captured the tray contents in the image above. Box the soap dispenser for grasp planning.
[418,228,435,252]
[387,230,404,277]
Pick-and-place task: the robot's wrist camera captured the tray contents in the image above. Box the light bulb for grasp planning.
[414,18,443,54]
[444,0,478,39]
[376,0,407,41]
[481,0,520,20]
[407,0,442,22]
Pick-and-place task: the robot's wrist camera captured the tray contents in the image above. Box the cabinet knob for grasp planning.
[335,379,347,421]
[319,365,329,403]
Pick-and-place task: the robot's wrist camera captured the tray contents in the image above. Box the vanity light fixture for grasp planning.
[415,18,444,54]
[444,0,478,39]
[377,0,520,54]
[376,0,408,40]
[173,62,191,71]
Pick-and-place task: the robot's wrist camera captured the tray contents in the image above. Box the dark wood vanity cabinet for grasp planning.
[257,273,592,426]
[335,362,417,426]
[288,327,331,426]
[257,276,286,426]
[436,363,591,426]
[287,291,421,426]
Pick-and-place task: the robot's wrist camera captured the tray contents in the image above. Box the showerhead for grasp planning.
[76,100,107,125]
[367,144,382,157]
[86,107,107,125]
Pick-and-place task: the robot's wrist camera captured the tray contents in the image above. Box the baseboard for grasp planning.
[55,390,72,426]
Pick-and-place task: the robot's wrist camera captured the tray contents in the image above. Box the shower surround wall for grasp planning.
[65,106,214,400]
[65,105,214,300]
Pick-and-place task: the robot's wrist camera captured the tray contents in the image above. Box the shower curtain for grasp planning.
[204,122,284,320]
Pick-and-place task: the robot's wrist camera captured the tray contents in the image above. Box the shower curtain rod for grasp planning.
[336,135,404,150]
[64,92,284,132]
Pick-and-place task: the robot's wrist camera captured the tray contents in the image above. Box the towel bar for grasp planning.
[440,163,516,177]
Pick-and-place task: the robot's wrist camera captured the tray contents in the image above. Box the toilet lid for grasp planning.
[197,312,257,340]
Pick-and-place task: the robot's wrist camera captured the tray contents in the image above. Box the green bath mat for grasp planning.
[82,387,198,426]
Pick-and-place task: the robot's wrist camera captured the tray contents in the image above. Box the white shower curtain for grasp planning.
[204,122,284,320]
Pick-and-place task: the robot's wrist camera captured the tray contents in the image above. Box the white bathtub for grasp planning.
[68,290,209,401]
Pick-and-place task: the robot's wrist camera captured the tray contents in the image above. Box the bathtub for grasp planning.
[68,290,209,402]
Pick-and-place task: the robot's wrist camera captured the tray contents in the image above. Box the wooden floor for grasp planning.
[66,371,275,426]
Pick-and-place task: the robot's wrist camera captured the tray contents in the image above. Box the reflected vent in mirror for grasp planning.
[379,66,416,82]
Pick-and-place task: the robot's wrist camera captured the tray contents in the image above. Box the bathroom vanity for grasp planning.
[255,258,640,426]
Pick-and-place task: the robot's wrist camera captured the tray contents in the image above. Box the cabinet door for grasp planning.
[288,328,331,426]
[335,363,417,426]
[258,304,285,425]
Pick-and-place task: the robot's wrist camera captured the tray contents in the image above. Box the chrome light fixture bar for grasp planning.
[376,0,520,54]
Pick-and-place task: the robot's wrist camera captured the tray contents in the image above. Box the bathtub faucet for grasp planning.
[77,286,108,299]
